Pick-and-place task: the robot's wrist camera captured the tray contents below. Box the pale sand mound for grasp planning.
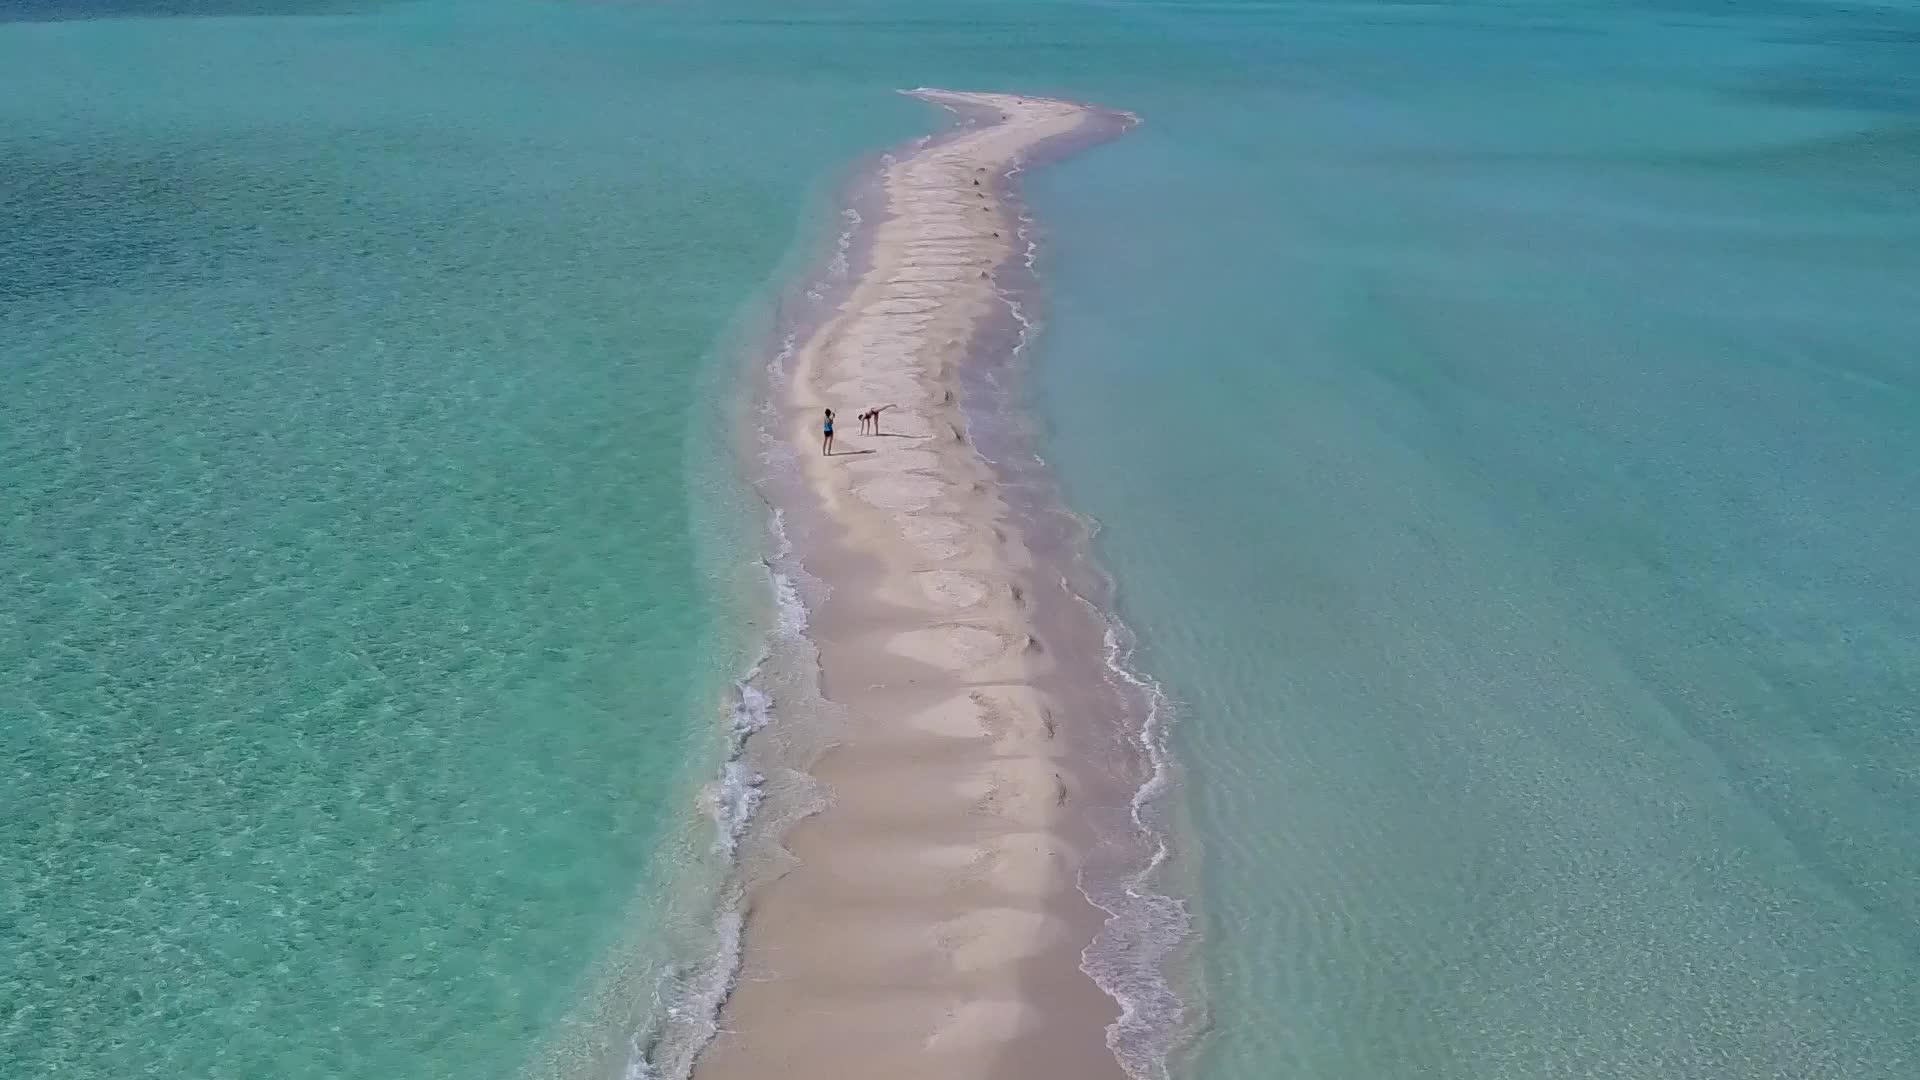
[957,755,1062,826]
[891,265,971,282]
[975,685,1055,744]
[899,511,968,535]
[898,518,974,562]
[847,448,943,475]
[907,694,993,740]
[908,686,1057,752]
[924,998,1042,1053]
[887,623,1010,671]
[882,282,946,298]
[856,475,945,512]
[896,259,984,273]
[866,313,934,331]
[915,569,989,610]
[932,907,1068,973]
[917,833,1073,896]
[865,298,940,315]
[794,833,1063,903]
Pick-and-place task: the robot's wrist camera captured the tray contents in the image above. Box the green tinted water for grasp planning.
[8,1,1919,1078]
[0,3,922,1076]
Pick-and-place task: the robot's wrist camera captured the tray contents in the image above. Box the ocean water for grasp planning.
[1023,2,1920,1078]
[0,3,923,1077]
[7,1,1918,1079]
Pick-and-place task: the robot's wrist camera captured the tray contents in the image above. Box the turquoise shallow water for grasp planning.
[7,1,1919,1078]
[1025,2,1920,1077]
[0,3,923,1076]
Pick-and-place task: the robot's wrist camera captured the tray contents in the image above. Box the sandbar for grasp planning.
[692,90,1132,1080]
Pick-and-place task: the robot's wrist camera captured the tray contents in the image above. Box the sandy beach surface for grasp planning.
[692,91,1132,1080]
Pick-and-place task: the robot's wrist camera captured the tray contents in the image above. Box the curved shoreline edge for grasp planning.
[690,91,1176,1080]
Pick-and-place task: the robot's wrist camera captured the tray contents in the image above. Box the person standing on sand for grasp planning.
[821,408,835,456]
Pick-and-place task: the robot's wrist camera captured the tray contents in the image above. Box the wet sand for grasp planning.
[691,91,1133,1079]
